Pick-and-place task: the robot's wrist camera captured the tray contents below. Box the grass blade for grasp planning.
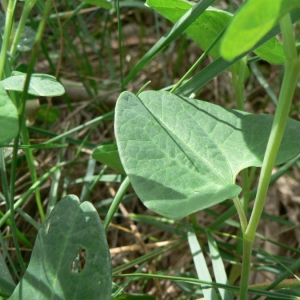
[188,226,218,300]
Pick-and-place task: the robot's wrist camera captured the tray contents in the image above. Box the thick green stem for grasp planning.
[239,14,300,300]
[245,28,300,241]
[240,238,253,299]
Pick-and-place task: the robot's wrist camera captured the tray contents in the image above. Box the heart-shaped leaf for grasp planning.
[220,0,300,61]
[1,72,65,97]
[0,85,18,145]
[9,195,112,300]
[147,0,285,64]
[115,91,300,219]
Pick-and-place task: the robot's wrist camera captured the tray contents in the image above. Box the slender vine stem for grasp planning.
[239,13,300,300]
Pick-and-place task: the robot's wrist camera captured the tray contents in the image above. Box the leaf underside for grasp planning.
[115,91,300,219]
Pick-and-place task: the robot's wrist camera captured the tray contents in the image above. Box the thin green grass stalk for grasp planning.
[103,176,131,231]
[9,0,54,229]
[112,262,149,298]
[115,0,124,91]
[154,11,170,87]
[10,0,37,58]
[112,239,184,275]
[175,9,300,97]
[80,157,96,202]
[0,0,17,79]
[250,62,278,105]
[170,26,227,93]
[207,232,234,300]
[86,165,108,200]
[123,0,215,86]
[46,138,66,218]
[27,126,96,148]
[0,162,69,228]
[61,33,94,98]
[43,110,114,144]
[240,14,300,300]
[0,230,20,280]
[16,208,40,230]
[172,34,187,81]
[0,149,10,210]
[187,225,218,300]
[251,258,300,300]
[114,273,297,299]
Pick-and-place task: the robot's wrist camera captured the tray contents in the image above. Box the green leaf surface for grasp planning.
[115,91,300,219]
[1,72,65,97]
[0,85,18,145]
[147,0,285,64]
[92,142,126,174]
[9,195,112,300]
[79,0,112,9]
[220,0,300,61]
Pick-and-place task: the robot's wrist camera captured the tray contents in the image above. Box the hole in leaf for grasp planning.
[70,246,87,273]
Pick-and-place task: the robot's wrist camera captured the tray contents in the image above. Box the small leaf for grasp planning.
[15,25,36,52]
[0,85,18,145]
[92,142,126,174]
[115,91,300,219]
[220,0,300,61]
[79,0,112,9]
[1,72,65,97]
[9,195,112,300]
[147,0,285,64]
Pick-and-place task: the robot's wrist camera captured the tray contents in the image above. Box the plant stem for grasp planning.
[245,15,300,240]
[239,237,253,300]
[240,14,300,300]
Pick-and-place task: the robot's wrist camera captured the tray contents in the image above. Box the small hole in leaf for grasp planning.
[70,246,86,273]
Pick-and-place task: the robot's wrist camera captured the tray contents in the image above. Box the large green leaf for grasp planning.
[1,72,65,97]
[220,0,300,61]
[9,195,112,300]
[147,0,285,64]
[0,85,18,145]
[115,91,300,219]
